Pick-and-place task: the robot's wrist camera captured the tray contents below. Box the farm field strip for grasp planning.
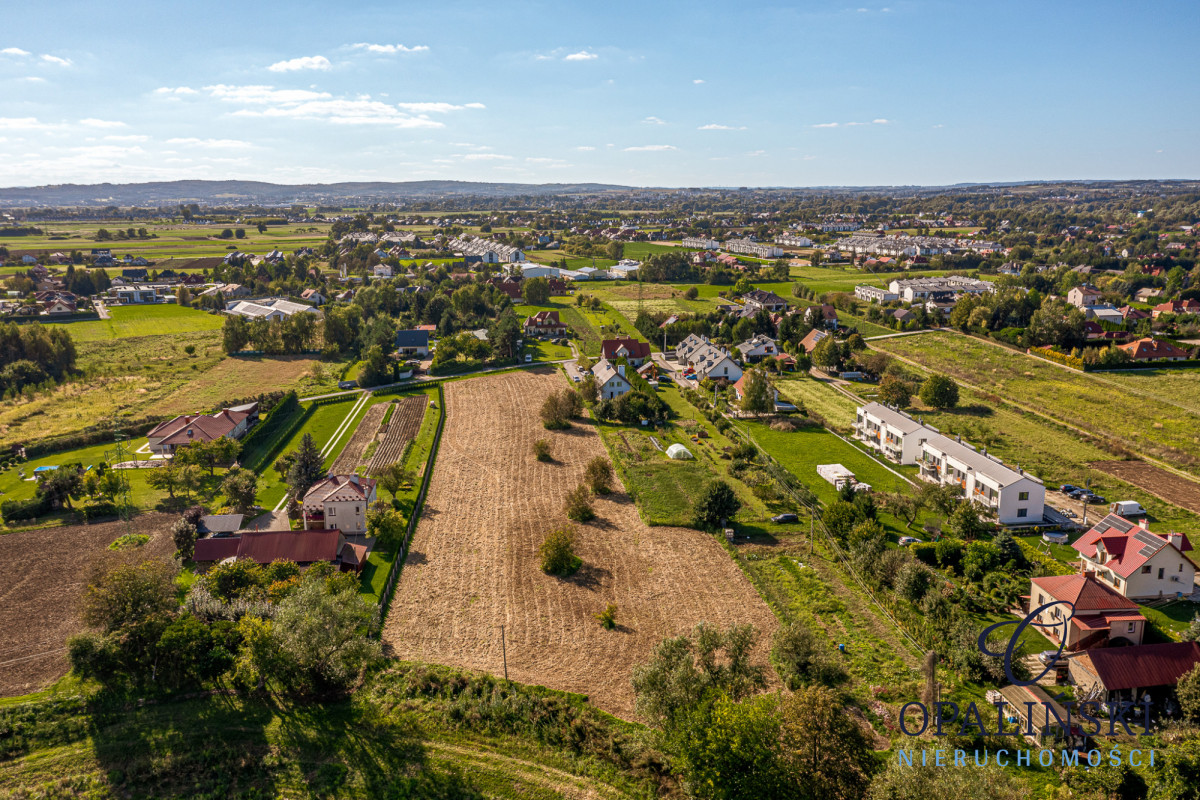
[367,395,429,474]
[872,332,1200,477]
[1089,461,1200,516]
[382,369,777,719]
[330,403,389,475]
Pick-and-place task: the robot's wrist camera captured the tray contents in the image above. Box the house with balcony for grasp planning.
[1071,514,1196,601]
[301,474,377,535]
[916,434,1045,525]
[853,402,929,464]
[1027,573,1146,651]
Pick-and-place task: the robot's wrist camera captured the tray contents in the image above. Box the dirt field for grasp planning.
[382,369,777,719]
[0,514,177,697]
[331,403,388,474]
[1089,461,1200,515]
[368,395,429,473]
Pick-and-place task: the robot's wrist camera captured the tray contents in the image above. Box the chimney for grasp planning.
[1139,518,1149,530]
[1168,532,1184,550]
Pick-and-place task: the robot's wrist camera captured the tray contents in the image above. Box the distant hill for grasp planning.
[0,179,636,207]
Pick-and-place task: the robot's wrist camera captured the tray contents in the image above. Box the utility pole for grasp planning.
[500,624,508,681]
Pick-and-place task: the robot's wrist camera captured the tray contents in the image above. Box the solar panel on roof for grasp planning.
[1134,529,1165,558]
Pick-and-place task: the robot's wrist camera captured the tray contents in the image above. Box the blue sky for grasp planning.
[1,0,1197,188]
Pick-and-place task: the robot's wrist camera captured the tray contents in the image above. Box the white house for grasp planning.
[675,335,743,382]
[373,264,394,278]
[301,474,378,534]
[735,334,779,362]
[1072,515,1196,601]
[854,285,899,303]
[519,264,560,280]
[725,239,783,259]
[592,359,633,399]
[681,236,720,250]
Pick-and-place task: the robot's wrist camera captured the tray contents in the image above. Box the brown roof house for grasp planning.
[1027,573,1147,652]
[147,404,258,456]
[1117,337,1190,362]
[301,474,378,534]
[601,337,651,366]
[523,310,567,336]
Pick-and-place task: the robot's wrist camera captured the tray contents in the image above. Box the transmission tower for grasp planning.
[104,426,135,526]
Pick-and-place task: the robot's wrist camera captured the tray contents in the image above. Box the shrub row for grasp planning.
[240,394,311,472]
[1,494,50,522]
[1026,346,1084,370]
[22,416,170,459]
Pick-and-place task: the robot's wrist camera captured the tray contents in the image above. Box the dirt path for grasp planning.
[382,369,777,719]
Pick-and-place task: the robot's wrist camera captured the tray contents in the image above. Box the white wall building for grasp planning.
[725,239,784,259]
[775,235,813,248]
[592,359,633,399]
[854,285,900,303]
[681,236,720,250]
[1072,515,1197,601]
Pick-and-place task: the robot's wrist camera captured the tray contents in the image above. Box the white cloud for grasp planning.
[153,86,198,95]
[167,137,253,148]
[462,153,512,161]
[642,116,666,125]
[40,54,72,67]
[395,101,485,113]
[104,134,149,143]
[17,76,46,83]
[624,144,676,152]
[267,55,331,72]
[693,78,705,84]
[350,43,429,54]
[746,150,766,157]
[79,118,126,129]
[0,117,44,130]
[932,123,945,129]
[526,157,569,165]
[564,50,598,61]
[1,47,31,56]
[872,118,890,124]
[698,123,746,131]
[802,155,817,160]
[205,85,477,129]
[812,122,840,128]
[576,145,595,151]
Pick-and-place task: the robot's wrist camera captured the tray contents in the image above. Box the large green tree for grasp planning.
[918,374,959,409]
[286,433,325,499]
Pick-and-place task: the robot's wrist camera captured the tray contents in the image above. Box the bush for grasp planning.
[539,525,580,576]
[108,533,149,551]
[584,456,613,494]
[541,391,571,430]
[694,480,741,529]
[597,603,618,629]
[533,439,552,462]
[1,494,51,522]
[771,621,844,689]
[564,484,595,522]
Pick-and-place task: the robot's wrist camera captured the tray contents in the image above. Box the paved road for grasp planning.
[94,301,111,320]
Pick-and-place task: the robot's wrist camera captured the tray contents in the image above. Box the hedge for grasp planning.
[239,393,309,472]
[1027,347,1084,370]
[1,495,50,523]
[22,417,170,460]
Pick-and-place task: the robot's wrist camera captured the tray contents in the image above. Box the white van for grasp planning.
[1110,500,1146,517]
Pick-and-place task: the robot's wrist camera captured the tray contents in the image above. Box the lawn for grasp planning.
[592,384,771,527]
[256,397,362,509]
[773,374,860,431]
[522,339,572,361]
[514,300,605,356]
[873,331,1200,475]
[46,304,224,343]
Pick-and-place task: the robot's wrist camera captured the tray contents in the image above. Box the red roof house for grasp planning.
[1028,573,1146,651]
[601,337,651,366]
[1069,641,1200,703]
[192,529,370,572]
[1116,337,1190,361]
[523,310,567,336]
[1072,514,1196,600]
[1151,299,1200,319]
[147,405,257,456]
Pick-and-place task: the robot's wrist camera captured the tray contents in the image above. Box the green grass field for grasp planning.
[46,304,224,343]
[0,665,660,799]
[873,332,1200,475]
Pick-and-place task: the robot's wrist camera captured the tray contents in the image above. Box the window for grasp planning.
[1019,491,1029,501]
[1017,508,1028,518]
[1159,568,1165,580]
[328,507,336,516]
[1128,622,1136,633]
[1142,566,1152,574]
[1181,564,1185,572]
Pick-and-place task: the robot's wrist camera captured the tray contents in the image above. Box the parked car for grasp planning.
[572,375,581,383]
[1060,484,1080,494]
[1085,494,1106,505]
[898,536,922,546]
[338,380,357,390]
[1110,500,1146,516]
[770,513,799,524]
[524,354,533,363]
[657,374,673,384]
[1068,489,1089,500]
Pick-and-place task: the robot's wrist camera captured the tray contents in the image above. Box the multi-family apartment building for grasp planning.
[854,285,900,303]
[675,334,743,382]
[447,235,526,263]
[887,276,994,303]
[853,402,1045,525]
[775,235,813,248]
[723,239,783,259]
[681,236,720,250]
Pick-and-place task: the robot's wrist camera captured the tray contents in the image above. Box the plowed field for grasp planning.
[382,369,777,719]
[367,395,428,473]
[1089,461,1200,515]
[0,514,177,697]
[331,402,388,475]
